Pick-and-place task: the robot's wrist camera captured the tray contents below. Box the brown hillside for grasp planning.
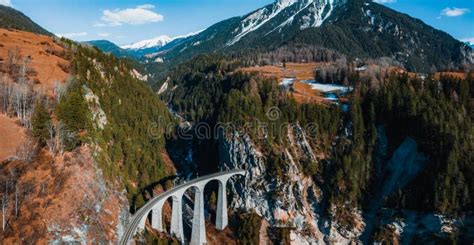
[0,147,128,244]
[0,28,70,95]
[0,114,26,162]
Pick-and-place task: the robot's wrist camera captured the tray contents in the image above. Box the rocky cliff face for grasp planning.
[217,124,474,244]
[217,125,363,244]
[46,148,130,244]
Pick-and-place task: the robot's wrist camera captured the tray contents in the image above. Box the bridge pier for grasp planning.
[216,178,228,230]
[190,183,207,245]
[151,200,165,232]
[137,215,147,232]
[170,192,185,243]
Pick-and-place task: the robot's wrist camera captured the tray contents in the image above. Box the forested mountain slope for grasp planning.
[84,40,134,59]
[152,0,471,72]
[0,5,51,35]
[0,27,176,242]
[160,54,474,243]
[1,2,473,244]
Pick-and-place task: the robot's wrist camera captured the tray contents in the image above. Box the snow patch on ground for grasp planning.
[301,80,353,92]
[280,78,295,86]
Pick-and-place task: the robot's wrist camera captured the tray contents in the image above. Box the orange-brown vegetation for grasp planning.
[240,62,319,81]
[161,151,177,175]
[206,221,237,245]
[240,63,332,104]
[291,81,327,104]
[0,147,128,244]
[0,29,70,95]
[435,71,469,80]
[259,219,271,244]
[0,114,26,162]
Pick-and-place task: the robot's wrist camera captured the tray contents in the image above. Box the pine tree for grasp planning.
[56,88,90,133]
[31,101,51,146]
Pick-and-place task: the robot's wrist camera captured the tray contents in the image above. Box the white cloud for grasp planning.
[441,7,470,17]
[373,0,396,3]
[98,32,110,37]
[99,4,163,26]
[93,22,106,27]
[137,4,155,9]
[0,0,12,7]
[461,37,474,44]
[55,32,88,39]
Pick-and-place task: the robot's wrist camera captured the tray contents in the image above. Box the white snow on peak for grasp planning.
[228,0,340,46]
[267,0,314,35]
[172,29,205,41]
[227,0,299,46]
[311,0,336,27]
[121,35,172,50]
[121,30,204,50]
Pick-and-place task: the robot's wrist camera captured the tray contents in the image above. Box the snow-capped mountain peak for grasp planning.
[120,30,204,51]
[227,0,344,46]
[121,35,172,50]
[173,29,205,41]
[227,0,298,46]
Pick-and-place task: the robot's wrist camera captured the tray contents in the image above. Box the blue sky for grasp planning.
[1,0,473,45]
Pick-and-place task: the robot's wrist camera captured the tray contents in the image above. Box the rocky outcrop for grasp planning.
[83,85,107,130]
[46,148,130,244]
[0,147,130,244]
[217,125,360,244]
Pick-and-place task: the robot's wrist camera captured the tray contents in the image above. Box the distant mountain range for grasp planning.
[84,40,133,58]
[87,31,202,60]
[88,0,472,72]
[121,35,172,50]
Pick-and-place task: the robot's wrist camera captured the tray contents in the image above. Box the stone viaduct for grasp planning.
[120,169,246,245]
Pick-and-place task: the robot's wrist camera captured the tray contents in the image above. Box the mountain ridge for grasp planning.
[118,0,471,72]
[0,5,51,36]
[121,35,172,50]
[84,40,133,58]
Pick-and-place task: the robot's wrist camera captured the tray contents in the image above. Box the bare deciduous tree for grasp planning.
[46,122,57,157]
[15,135,37,163]
[54,80,67,103]
[0,176,9,232]
[1,48,44,129]
[56,121,67,155]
